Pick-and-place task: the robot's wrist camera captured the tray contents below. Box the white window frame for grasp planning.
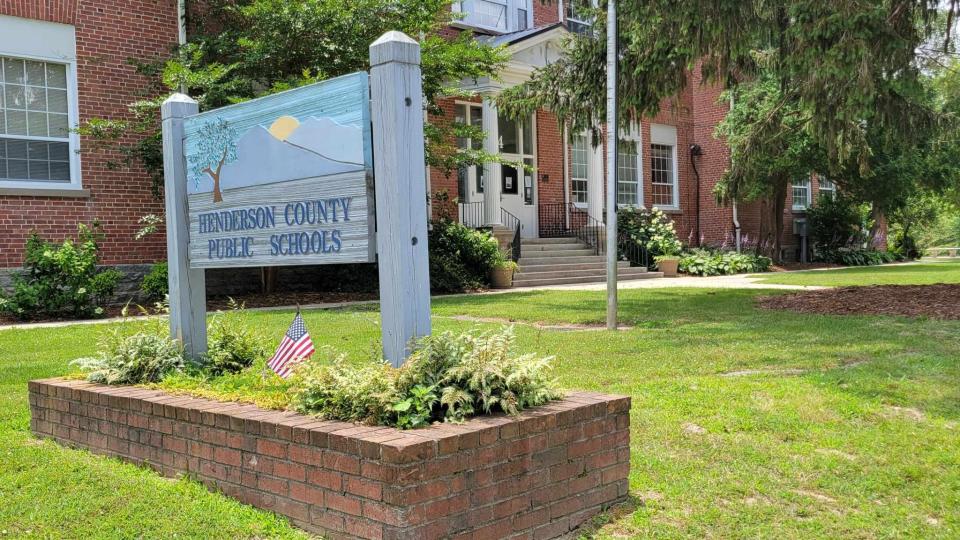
[649,124,679,211]
[792,177,812,211]
[455,101,485,202]
[570,132,589,207]
[497,111,537,207]
[453,0,533,34]
[616,123,643,207]
[565,0,597,32]
[0,17,81,192]
[818,176,836,200]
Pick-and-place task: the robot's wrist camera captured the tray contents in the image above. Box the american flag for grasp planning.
[267,311,315,378]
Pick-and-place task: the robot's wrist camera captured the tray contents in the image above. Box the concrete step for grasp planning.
[518,249,597,258]
[521,242,587,252]
[520,255,611,266]
[518,261,635,273]
[514,267,650,281]
[513,271,663,288]
[521,237,580,245]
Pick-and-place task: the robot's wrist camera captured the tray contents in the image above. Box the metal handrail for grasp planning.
[617,232,652,269]
[501,208,522,262]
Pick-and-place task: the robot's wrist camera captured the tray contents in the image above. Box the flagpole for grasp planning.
[605,0,619,330]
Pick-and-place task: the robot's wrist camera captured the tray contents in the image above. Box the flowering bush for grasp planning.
[619,208,683,261]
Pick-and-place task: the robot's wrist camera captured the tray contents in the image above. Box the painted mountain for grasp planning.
[187,117,365,196]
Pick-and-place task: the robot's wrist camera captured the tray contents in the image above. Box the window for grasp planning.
[792,178,812,210]
[455,103,484,197]
[1,56,72,184]
[498,113,535,205]
[566,0,595,34]
[617,136,641,206]
[819,176,836,200]
[571,134,589,205]
[455,0,531,33]
[649,124,678,209]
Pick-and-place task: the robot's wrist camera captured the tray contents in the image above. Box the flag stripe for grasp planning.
[268,312,315,379]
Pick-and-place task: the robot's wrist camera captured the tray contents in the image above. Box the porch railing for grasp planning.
[617,232,653,270]
[459,201,485,229]
[538,202,603,255]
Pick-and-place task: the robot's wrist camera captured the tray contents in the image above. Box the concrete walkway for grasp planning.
[0,273,822,332]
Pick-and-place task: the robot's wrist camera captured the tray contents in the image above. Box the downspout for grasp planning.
[689,144,703,246]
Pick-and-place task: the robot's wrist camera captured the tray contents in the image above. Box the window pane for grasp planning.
[26,86,46,111]
[4,59,25,85]
[29,160,50,180]
[46,64,67,89]
[28,141,48,160]
[48,88,68,113]
[522,118,533,155]
[5,84,26,109]
[49,160,70,181]
[0,110,4,135]
[6,110,27,135]
[6,139,27,159]
[498,115,518,154]
[28,111,48,136]
[49,141,69,161]
[48,113,69,137]
[26,61,46,86]
[501,164,519,195]
[475,164,484,193]
[7,158,28,179]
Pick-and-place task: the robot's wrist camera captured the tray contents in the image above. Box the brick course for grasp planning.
[30,378,631,540]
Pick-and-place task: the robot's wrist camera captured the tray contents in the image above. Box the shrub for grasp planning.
[141,261,169,301]
[72,328,185,385]
[816,248,899,266]
[291,327,562,429]
[808,194,870,253]
[204,300,270,375]
[0,224,122,320]
[618,208,683,266]
[428,219,503,293]
[679,249,773,276]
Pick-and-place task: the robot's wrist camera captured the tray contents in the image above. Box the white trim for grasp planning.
[792,177,812,211]
[0,17,81,191]
[452,0,533,34]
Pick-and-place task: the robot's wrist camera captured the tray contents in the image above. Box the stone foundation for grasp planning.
[29,378,631,540]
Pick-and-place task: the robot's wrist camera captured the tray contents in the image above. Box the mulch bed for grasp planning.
[757,284,960,320]
[769,262,843,272]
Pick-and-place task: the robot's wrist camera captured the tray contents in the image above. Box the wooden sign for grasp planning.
[182,73,374,269]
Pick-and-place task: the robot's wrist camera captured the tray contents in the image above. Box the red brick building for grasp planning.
[0,1,175,274]
[0,0,819,286]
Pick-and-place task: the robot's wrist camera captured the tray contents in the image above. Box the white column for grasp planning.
[587,137,605,221]
[482,96,502,226]
[369,31,432,367]
[161,93,207,358]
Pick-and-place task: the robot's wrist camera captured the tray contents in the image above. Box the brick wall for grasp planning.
[0,0,176,268]
[31,378,631,540]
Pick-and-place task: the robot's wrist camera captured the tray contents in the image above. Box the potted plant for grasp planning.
[655,254,681,277]
[490,256,519,289]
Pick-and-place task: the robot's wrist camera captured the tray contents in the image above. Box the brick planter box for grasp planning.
[29,378,630,539]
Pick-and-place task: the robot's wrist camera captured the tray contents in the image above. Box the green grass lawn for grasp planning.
[755,260,960,287]
[2,286,959,538]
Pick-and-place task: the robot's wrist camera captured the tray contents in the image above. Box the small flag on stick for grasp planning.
[268,310,315,378]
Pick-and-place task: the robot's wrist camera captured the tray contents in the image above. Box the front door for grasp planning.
[497,113,538,238]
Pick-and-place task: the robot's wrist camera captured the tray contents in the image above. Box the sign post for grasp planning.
[161,93,206,358]
[369,32,432,367]
[160,32,431,367]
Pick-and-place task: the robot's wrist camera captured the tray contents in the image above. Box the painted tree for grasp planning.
[188,118,238,203]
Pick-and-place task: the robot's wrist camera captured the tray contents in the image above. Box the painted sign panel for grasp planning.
[183,72,374,269]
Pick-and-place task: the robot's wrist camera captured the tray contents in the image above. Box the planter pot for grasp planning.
[490,266,515,289]
[657,258,679,277]
[30,378,630,540]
